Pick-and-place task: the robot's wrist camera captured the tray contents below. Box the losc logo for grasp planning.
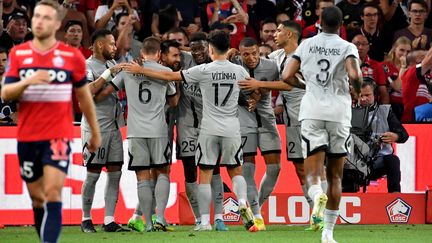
[223,197,240,222]
[386,198,412,223]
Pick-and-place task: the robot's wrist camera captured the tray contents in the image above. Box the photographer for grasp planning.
[358,79,409,192]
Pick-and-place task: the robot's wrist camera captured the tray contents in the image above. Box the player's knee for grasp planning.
[30,194,45,208]
[44,186,62,202]
[267,163,281,176]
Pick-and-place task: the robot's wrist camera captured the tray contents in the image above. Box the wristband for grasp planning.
[100,69,112,81]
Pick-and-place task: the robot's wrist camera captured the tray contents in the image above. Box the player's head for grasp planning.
[274,20,301,48]
[91,29,116,60]
[160,40,181,71]
[190,32,209,65]
[207,30,230,60]
[141,37,161,59]
[351,34,369,59]
[359,78,377,107]
[64,20,83,47]
[315,0,334,20]
[0,47,8,76]
[321,6,342,34]
[32,0,65,40]
[239,37,260,69]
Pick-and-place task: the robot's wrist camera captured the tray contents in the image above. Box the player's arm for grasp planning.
[345,56,363,98]
[121,61,183,82]
[94,83,116,103]
[74,84,101,152]
[88,64,122,95]
[167,82,180,108]
[239,78,293,92]
[282,58,306,89]
[1,70,50,101]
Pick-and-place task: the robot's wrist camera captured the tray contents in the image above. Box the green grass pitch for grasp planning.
[2,224,432,243]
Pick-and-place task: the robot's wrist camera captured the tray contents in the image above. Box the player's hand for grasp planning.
[186,23,200,35]
[87,132,101,153]
[110,64,124,75]
[380,132,398,144]
[25,70,51,85]
[227,48,239,60]
[239,77,261,92]
[121,61,143,74]
[247,98,257,112]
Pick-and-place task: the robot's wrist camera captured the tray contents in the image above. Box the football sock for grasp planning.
[81,172,100,220]
[211,173,224,217]
[232,175,248,207]
[185,182,201,221]
[137,180,153,227]
[133,203,142,218]
[308,184,324,203]
[33,207,44,237]
[155,173,170,223]
[258,163,281,206]
[302,184,314,208]
[243,163,260,215]
[321,180,328,194]
[104,171,121,225]
[322,209,339,239]
[197,184,212,225]
[41,202,62,243]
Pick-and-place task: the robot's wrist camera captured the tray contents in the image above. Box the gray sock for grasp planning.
[150,179,156,215]
[232,175,248,206]
[105,171,121,220]
[137,180,153,227]
[155,174,170,223]
[134,203,142,216]
[302,184,313,208]
[321,180,328,194]
[258,163,281,206]
[242,163,260,215]
[197,184,212,216]
[186,182,201,220]
[211,173,224,216]
[82,172,100,219]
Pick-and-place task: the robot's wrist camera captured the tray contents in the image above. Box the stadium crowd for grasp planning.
[1,0,432,243]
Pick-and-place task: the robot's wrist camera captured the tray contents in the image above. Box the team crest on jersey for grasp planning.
[386,198,412,223]
[23,58,33,64]
[222,197,240,222]
[53,55,65,67]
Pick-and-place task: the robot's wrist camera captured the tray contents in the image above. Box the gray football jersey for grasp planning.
[269,49,304,127]
[181,60,249,137]
[177,52,203,128]
[112,60,176,138]
[81,56,120,132]
[234,57,279,133]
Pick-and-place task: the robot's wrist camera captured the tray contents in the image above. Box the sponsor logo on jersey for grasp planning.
[53,55,65,68]
[222,196,240,222]
[16,49,32,56]
[386,198,412,223]
[19,69,69,83]
[23,58,33,65]
[54,50,74,57]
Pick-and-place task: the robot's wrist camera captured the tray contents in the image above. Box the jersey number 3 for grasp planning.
[316,59,330,86]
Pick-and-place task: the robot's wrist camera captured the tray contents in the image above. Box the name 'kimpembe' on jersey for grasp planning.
[180,60,250,137]
[293,32,359,125]
[112,60,176,138]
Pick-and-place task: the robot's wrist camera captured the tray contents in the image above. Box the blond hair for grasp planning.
[385,36,411,64]
[36,0,66,21]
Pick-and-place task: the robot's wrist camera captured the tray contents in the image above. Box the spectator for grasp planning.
[167,27,190,51]
[152,4,182,38]
[379,0,409,34]
[61,0,99,32]
[275,12,290,25]
[57,1,90,48]
[259,43,273,58]
[113,12,139,63]
[156,0,201,37]
[349,3,392,62]
[1,0,28,28]
[303,0,347,40]
[401,48,432,122]
[352,33,389,104]
[95,0,141,33]
[207,0,249,48]
[336,0,365,34]
[276,0,317,28]
[64,20,92,59]
[259,18,277,50]
[381,36,411,120]
[393,0,432,50]
[0,47,16,125]
[0,12,32,50]
[358,79,408,193]
[245,0,277,40]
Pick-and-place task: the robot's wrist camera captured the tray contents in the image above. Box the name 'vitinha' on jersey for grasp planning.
[211,71,237,81]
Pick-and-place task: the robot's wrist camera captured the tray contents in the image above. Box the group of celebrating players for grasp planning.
[1,1,364,243]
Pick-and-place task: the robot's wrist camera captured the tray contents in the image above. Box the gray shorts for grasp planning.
[128,137,171,170]
[82,130,123,167]
[258,131,281,155]
[241,133,258,157]
[301,119,351,158]
[196,134,243,168]
[285,126,303,160]
[176,125,200,159]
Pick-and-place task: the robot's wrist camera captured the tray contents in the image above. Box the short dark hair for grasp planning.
[91,29,113,45]
[321,6,342,33]
[0,47,8,55]
[64,20,83,32]
[190,32,207,43]
[361,77,378,96]
[408,0,429,11]
[239,37,258,48]
[114,12,129,26]
[167,27,189,40]
[259,43,273,51]
[207,30,230,54]
[360,2,380,16]
[260,18,277,30]
[142,37,161,55]
[316,0,334,8]
[161,39,180,54]
[281,20,302,43]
